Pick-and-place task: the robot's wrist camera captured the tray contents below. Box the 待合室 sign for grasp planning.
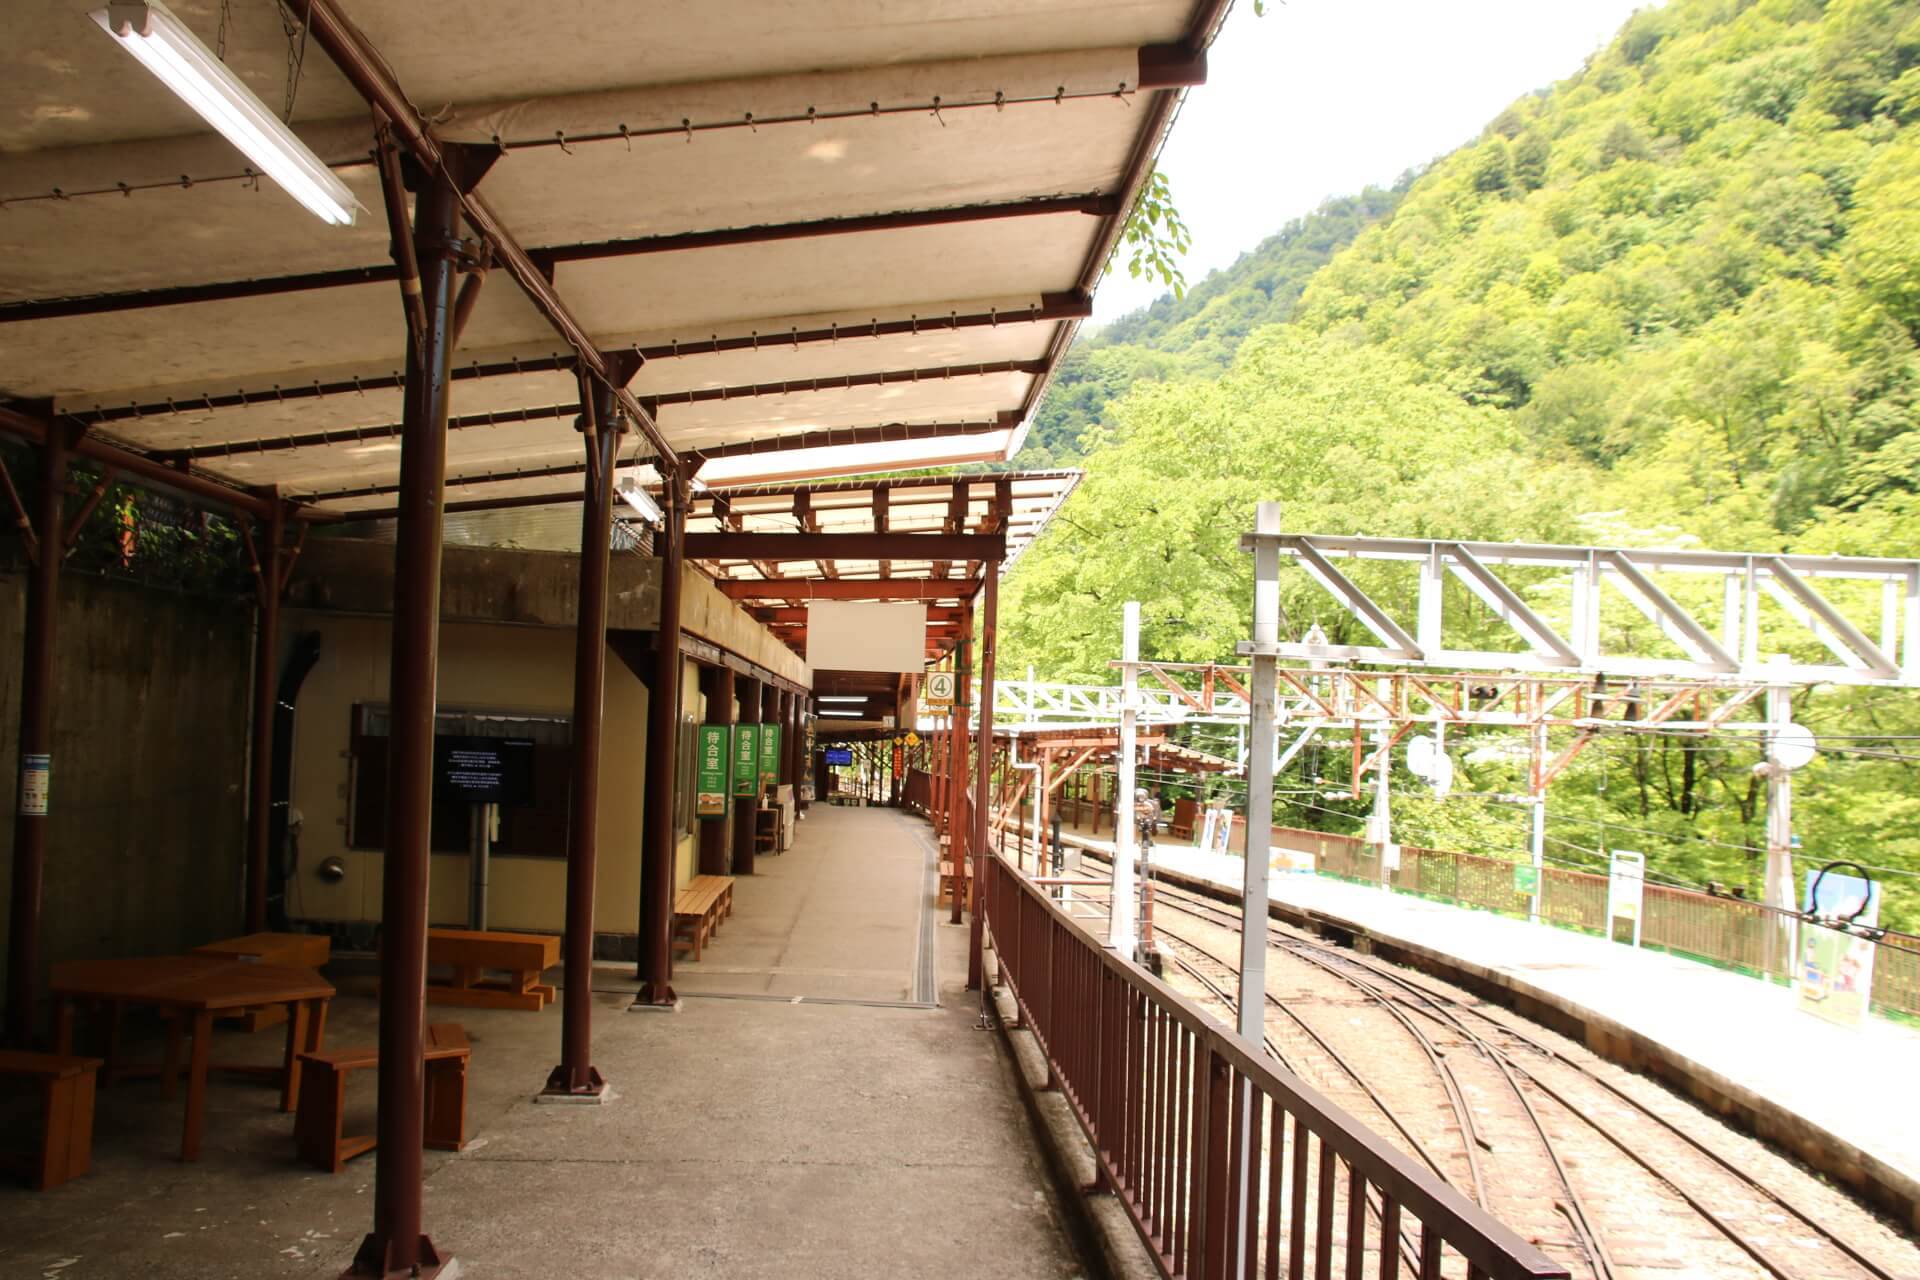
[732,725,760,797]
[432,736,534,805]
[759,723,781,787]
[696,725,730,818]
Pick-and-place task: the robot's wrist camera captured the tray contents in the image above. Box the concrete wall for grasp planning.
[0,571,251,987]
[285,612,713,940]
[281,538,793,944]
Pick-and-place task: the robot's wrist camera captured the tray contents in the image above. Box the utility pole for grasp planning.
[1528,718,1547,925]
[1763,679,1796,974]
[1370,723,1393,889]
[1110,602,1140,960]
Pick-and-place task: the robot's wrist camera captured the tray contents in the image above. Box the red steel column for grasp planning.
[634,469,687,1008]
[730,677,763,874]
[948,610,973,925]
[790,692,808,812]
[5,420,68,1048]
[968,567,998,988]
[544,370,627,1098]
[353,151,471,1280]
[698,665,735,876]
[244,496,285,934]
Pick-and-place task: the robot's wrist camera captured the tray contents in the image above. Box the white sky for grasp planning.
[1091,0,1658,321]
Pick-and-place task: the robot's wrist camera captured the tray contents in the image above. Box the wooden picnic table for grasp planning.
[50,955,334,1161]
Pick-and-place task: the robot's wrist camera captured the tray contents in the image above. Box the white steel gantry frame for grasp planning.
[1243,534,1920,688]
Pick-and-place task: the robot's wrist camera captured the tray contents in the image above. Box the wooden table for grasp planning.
[50,956,334,1161]
[192,932,332,1031]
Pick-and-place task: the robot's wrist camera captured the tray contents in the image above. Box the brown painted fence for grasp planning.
[1292,827,1920,1021]
[986,853,1570,1280]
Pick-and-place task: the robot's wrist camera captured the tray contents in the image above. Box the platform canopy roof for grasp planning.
[0,0,1226,517]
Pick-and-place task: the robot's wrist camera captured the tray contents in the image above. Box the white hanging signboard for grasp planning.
[924,670,956,710]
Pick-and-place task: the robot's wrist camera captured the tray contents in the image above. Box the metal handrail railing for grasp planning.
[985,852,1569,1280]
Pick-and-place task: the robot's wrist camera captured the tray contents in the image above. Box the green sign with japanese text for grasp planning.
[696,725,730,819]
[759,723,781,788]
[1512,865,1540,895]
[732,725,760,797]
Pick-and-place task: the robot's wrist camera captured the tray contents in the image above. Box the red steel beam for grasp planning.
[685,532,1004,562]
[0,404,278,521]
[284,0,675,471]
[718,578,978,601]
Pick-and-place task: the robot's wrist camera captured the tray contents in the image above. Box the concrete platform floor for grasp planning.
[0,805,1083,1279]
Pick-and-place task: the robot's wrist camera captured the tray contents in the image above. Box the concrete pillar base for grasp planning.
[627,996,683,1014]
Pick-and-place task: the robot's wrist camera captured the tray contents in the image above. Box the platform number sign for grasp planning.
[732,724,760,797]
[696,726,730,819]
[925,670,956,711]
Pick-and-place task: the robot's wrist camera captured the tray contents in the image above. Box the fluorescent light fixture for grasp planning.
[92,1,360,226]
[817,710,864,718]
[618,477,664,525]
[816,695,868,703]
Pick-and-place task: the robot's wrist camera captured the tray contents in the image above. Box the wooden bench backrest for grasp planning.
[427,928,558,972]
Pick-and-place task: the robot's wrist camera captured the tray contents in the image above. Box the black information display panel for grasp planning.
[433,736,535,806]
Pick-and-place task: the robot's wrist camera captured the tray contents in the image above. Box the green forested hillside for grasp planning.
[1006,0,1920,928]
[1015,185,1407,467]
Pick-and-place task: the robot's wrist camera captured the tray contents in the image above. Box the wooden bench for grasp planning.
[0,1051,102,1190]
[294,1024,469,1174]
[938,859,973,910]
[425,928,559,1011]
[672,874,735,961]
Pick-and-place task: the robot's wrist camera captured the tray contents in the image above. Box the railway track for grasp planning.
[1059,858,1915,1280]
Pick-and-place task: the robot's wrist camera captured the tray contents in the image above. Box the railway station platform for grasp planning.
[0,805,1081,1279]
[1031,822,1920,1230]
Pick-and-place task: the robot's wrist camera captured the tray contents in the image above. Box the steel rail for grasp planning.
[1297,940,1900,1280]
[1134,866,1899,1280]
[1147,889,1491,1210]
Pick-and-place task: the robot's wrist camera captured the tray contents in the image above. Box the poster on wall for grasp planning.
[759,723,781,788]
[1797,869,1881,1028]
[732,724,760,798]
[19,753,50,816]
[696,726,730,818]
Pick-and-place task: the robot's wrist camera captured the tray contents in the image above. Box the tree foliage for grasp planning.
[1007,0,1920,929]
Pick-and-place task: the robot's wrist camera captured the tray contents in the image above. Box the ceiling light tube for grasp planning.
[618,478,664,525]
[92,1,359,226]
[817,710,864,718]
[816,695,868,703]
